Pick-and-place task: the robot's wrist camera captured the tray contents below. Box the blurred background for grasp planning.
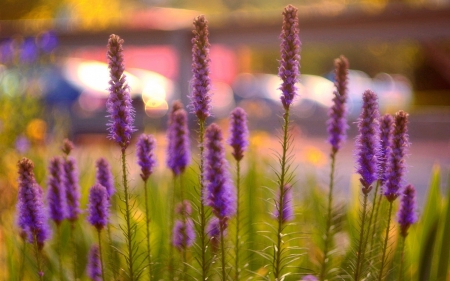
[1,0,450,204]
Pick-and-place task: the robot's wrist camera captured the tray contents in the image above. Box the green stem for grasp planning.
[107,222,118,280]
[182,249,187,281]
[234,160,241,281]
[320,151,337,281]
[33,232,44,281]
[70,221,78,281]
[198,120,209,281]
[57,225,63,281]
[220,219,227,281]
[121,149,135,281]
[370,181,383,250]
[98,230,106,281]
[273,109,290,280]
[354,192,369,281]
[19,237,26,281]
[378,201,394,281]
[143,179,153,281]
[169,176,177,281]
[398,236,406,281]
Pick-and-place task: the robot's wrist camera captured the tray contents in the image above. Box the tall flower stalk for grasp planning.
[228,107,249,281]
[16,158,51,281]
[88,245,102,281]
[273,5,300,280]
[46,157,66,280]
[106,34,137,281]
[204,124,236,281]
[378,110,409,281]
[136,134,156,281]
[320,55,349,281]
[397,185,417,281]
[189,15,212,281]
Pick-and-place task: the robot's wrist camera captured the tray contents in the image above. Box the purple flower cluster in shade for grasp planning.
[273,185,295,223]
[87,245,102,281]
[327,56,349,154]
[278,5,301,110]
[136,134,157,181]
[87,184,109,230]
[95,158,115,198]
[106,34,135,150]
[384,110,409,202]
[355,90,380,193]
[176,200,193,216]
[167,109,191,175]
[61,138,74,156]
[204,124,236,219]
[63,157,81,221]
[228,107,249,161]
[301,275,319,281]
[172,218,196,250]
[397,185,418,237]
[47,157,66,224]
[378,114,394,186]
[16,158,51,248]
[206,217,223,251]
[190,15,212,121]
[168,100,183,125]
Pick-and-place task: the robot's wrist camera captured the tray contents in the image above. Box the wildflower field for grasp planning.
[1,4,450,281]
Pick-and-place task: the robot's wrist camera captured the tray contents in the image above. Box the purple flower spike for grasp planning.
[136,134,157,181]
[96,158,115,198]
[379,114,394,186]
[62,138,74,156]
[228,107,249,161]
[172,218,196,250]
[63,157,81,221]
[106,34,135,150]
[176,200,193,216]
[397,185,418,237]
[302,275,319,281]
[87,184,109,230]
[206,217,224,252]
[16,158,51,248]
[47,157,66,225]
[204,124,236,219]
[355,90,380,194]
[87,245,102,281]
[279,5,301,110]
[167,109,191,175]
[190,15,212,121]
[273,185,295,223]
[384,110,409,202]
[168,100,183,125]
[327,56,349,154]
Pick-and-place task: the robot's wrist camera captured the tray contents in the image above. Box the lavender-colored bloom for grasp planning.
[96,158,115,197]
[106,34,135,150]
[15,135,30,154]
[167,109,190,175]
[136,134,157,181]
[273,185,294,223]
[87,184,109,230]
[279,5,301,110]
[301,275,319,281]
[397,185,418,237]
[204,124,236,219]
[378,114,394,185]
[47,157,66,224]
[20,38,38,64]
[228,107,249,161]
[327,56,349,154]
[63,157,81,221]
[190,15,212,121]
[61,138,74,156]
[206,217,223,251]
[172,218,196,250]
[37,31,58,53]
[175,200,193,216]
[168,100,183,125]
[384,110,409,202]
[87,245,102,281]
[355,90,380,194]
[16,158,51,248]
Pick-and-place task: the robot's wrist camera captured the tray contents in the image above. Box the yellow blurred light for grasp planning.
[26,119,47,142]
[145,98,169,118]
[304,146,326,167]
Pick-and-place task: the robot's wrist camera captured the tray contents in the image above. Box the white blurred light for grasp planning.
[211,81,235,117]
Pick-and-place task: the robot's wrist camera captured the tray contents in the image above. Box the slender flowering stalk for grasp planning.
[273,5,300,280]
[273,185,294,223]
[173,200,196,279]
[106,34,137,281]
[204,123,236,281]
[206,217,222,253]
[397,185,417,281]
[16,158,50,280]
[378,110,409,281]
[228,107,249,280]
[88,245,102,281]
[167,109,191,176]
[46,157,66,280]
[96,158,115,198]
[321,55,349,281]
[136,134,157,281]
[189,15,213,281]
